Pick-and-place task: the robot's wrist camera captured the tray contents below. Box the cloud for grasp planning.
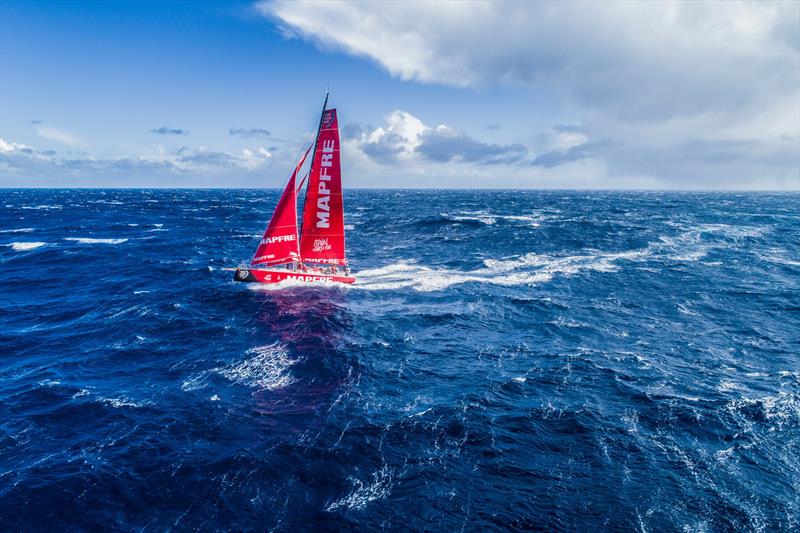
[30,119,42,125]
[229,127,271,138]
[1,137,273,181]
[532,142,605,168]
[263,1,798,122]
[417,128,526,165]
[34,124,83,146]
[151,127,189,136]
[262,0,799,188]
[352,110,527,165]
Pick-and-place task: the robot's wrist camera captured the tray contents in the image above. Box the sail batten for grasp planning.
[299,108,347,265]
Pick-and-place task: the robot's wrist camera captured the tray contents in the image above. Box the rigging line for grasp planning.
[296,170,311,192]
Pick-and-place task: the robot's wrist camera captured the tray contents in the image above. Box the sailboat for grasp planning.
[230,94,355,285]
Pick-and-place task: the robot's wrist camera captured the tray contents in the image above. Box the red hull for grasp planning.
[233,267,354,285]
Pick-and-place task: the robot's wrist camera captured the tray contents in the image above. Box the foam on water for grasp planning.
[182,342,297,392]
[355,247,647,291]
[215,343,297,390]
[325,466,394,511]
[63,237,128,244]
[5,242,46,251]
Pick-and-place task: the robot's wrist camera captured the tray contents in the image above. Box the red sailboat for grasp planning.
[231,94,355,285]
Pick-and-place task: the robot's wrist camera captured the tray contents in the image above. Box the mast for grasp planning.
[299,92,329,239]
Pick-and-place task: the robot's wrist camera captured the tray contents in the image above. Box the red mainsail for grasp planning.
[299,108,347,265]
[251,146,311,265]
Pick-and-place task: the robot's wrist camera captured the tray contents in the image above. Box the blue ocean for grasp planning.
[1,189,798,531]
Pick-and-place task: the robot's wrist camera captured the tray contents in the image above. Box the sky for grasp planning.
[0,0,798,189]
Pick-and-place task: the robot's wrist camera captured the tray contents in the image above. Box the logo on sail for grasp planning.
[312,238,331,252]
[315,138,335,229]
[261,234,296,245]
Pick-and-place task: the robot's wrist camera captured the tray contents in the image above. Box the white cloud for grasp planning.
[34,124,83,147]
[263,1,797,123]
[263,0,799,189]
[0,137,274,182]
[1,138,36,154]
[350,110,527,165]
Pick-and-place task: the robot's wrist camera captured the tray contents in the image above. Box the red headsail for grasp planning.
[251,146,311,266]
[300,108,347,265]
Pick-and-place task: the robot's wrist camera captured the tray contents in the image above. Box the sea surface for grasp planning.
[1,189,798,531]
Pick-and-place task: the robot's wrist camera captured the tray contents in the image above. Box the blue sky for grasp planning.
[1,0,798,189]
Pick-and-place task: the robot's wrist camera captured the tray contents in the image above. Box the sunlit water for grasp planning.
[1,189,798,530]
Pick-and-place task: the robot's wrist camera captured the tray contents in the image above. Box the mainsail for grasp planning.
[251,146,311,265]
[299,108,347,265]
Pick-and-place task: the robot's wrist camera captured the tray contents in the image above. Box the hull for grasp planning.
[233,267,355,285]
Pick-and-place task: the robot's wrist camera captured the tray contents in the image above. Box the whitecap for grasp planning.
[98,396,149,408]
[64,237,128,244]
[354,249,647,292]
[215,343,297,390]
[443,212,496,225]
[325,466,394,511]
[0,228,34,233]
[6,242,46,251]
[182,343,300,393]
[726,391,800,428]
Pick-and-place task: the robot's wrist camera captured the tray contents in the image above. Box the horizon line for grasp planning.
[1,187,798,193]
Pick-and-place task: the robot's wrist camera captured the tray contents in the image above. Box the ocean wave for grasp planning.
[63,237,128,244]
[326,465,394,511]
[5,242,46,251]
[354,248,646,292]
[727,391,800,429]
[183,342,296,391]
[438,210,545,227]
[217,343,297,390]
[0,228,34,234]
[354,221,760,291]
[757,248,800,267]
[98,396,150,409]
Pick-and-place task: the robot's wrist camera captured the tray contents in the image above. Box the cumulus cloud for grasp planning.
[151,127,189,136]
[229,127,271,138]
[352,110,527,165]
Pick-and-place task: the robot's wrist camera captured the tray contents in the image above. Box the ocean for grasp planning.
[1,189,798,531]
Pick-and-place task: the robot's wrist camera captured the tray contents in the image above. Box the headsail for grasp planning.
[251,146,311,266]
[299,108,347,265]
